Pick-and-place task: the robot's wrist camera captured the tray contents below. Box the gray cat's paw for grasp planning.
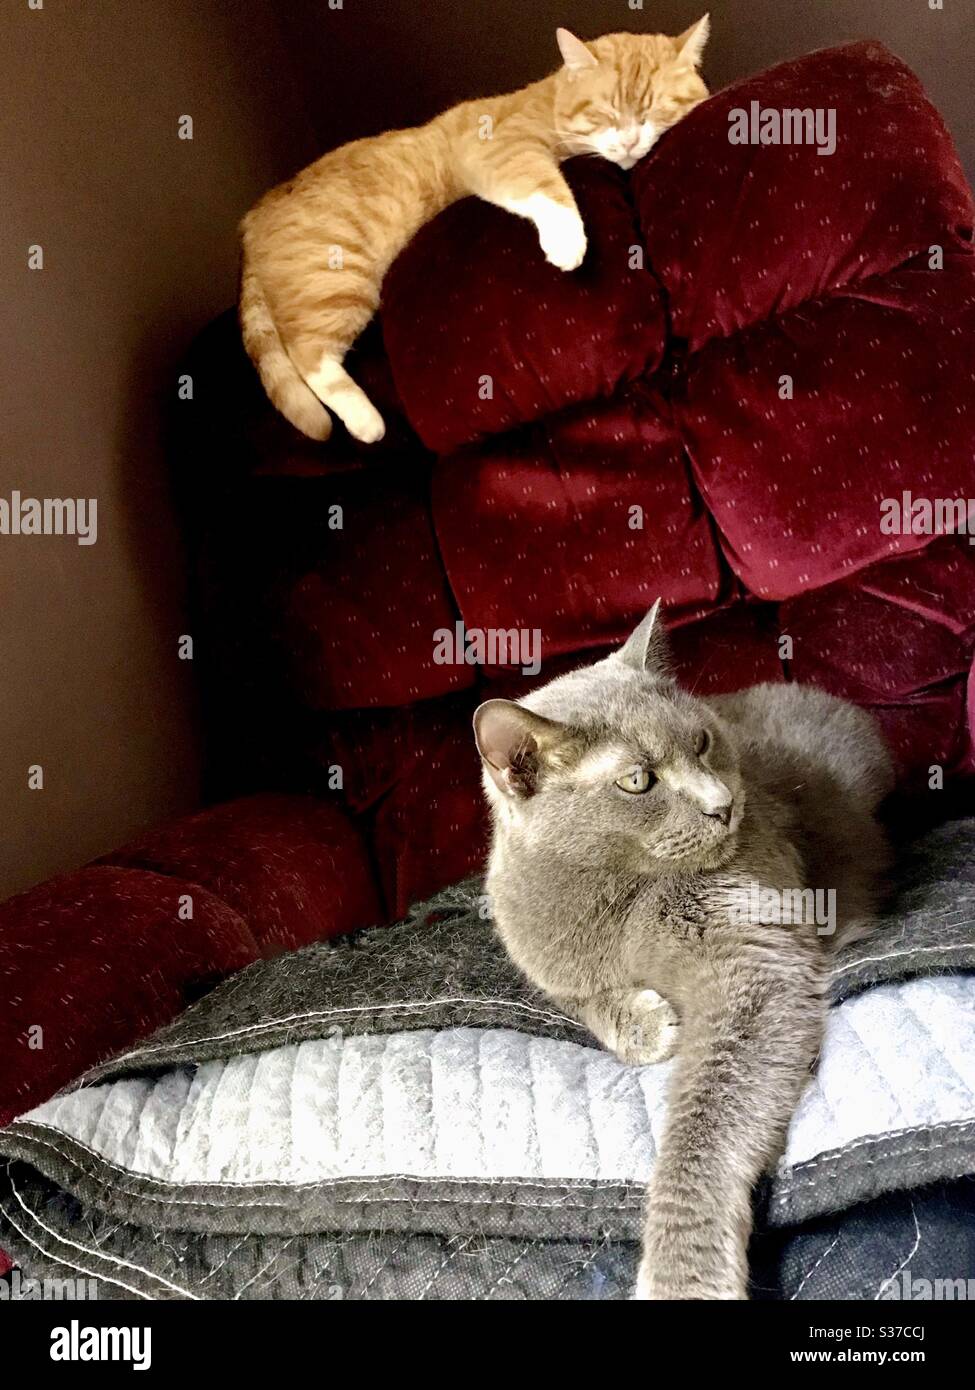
[632,1253,748,1301]
[612,988,680,1066]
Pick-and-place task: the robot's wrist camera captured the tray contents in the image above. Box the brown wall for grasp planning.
[1,0,971,900]
[0,0,316,899]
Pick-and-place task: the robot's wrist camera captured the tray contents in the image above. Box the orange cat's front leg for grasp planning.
[469,153,588,272]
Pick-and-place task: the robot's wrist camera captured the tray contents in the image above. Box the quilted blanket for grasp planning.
[1,819,974,1300]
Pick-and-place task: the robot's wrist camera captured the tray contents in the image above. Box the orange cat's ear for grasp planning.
[674,13,710,68]
[556,27,598,75]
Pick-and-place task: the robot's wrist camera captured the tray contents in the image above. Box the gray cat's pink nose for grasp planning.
[705,801,733,827]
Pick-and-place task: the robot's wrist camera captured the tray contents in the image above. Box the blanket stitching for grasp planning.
[3,1130,644,1211]
[832,940,975,976]
[91,997,587,1070]
[789,1232,842,1300]
[835,1006,912,1128]
[10,1118,975,1223]
[783,1142,975,1194]
[15,1107,975,1212]
[419,1233,474,1300]
[12,977,975,1226]
[0,1194,152,1302]
[785,1113,975,1173]
[12,1121,642,1194]
[361,1232,413,1295]
[483,1237,533,1300]
[773,1127,975,1209]
[23,1103,975,1195]
[875,1197,920,1300]
[2,1173,199,1299]
[899,991,975,1103]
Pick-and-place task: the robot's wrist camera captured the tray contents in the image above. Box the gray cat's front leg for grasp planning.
[634,937,827,1301]
[559,988,680,1066]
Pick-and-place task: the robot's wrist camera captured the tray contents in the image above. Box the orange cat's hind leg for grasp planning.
[286,284,386,445]
[239,267,334,441]
[303,354,386,444]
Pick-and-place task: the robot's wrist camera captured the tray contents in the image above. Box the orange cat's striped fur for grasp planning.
[240,19,709,444]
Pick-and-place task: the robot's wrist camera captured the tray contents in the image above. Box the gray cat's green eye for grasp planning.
[616,766,654,794]
[695,729,711,755]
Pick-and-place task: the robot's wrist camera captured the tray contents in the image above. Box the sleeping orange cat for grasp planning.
[240,19,710,443]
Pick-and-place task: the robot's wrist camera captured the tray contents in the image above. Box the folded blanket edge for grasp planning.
[4,1111,975,1246]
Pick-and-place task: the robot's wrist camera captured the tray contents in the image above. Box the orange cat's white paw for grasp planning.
[307,357,386,444]
[537,209,588,271]
[345,406,386,444]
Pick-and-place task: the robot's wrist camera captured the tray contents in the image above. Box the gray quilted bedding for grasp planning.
[1,818,974,1300]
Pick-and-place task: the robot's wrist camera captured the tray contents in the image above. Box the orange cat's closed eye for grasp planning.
[239,17,710,443]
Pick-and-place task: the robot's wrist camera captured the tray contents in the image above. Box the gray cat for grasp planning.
[473,601,893,1299]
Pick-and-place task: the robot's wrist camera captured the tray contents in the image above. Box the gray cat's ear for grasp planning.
[474,699,565,799]
[674,13,710,67]
[618,599,671,675]
[557,28,598,74]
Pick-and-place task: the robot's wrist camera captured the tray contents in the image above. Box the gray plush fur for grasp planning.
[474,600,894,1300]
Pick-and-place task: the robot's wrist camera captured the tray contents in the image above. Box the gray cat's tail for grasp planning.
[636,936,827,1299]
[239,266,332,442]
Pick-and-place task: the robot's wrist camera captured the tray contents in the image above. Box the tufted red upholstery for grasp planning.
[3,42,975,1126]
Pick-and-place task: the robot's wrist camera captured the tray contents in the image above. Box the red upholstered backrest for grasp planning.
[383,159,667,452]
[633,42,974,349]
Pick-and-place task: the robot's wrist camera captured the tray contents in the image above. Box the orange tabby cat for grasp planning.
[240,19,710,443]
